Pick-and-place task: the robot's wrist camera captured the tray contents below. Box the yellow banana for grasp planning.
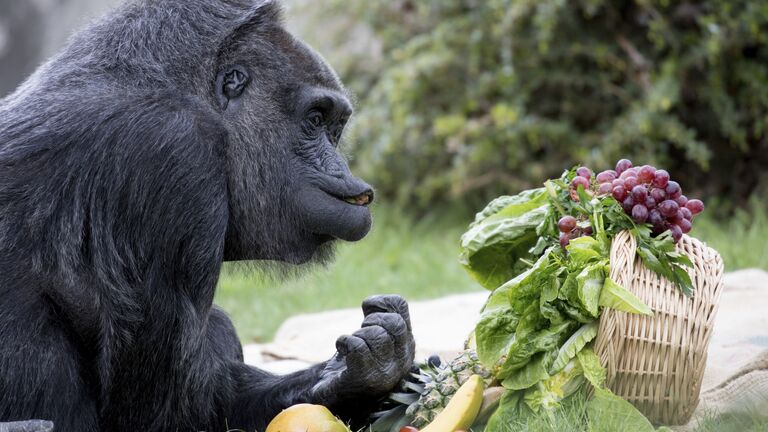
[421,374,485,432]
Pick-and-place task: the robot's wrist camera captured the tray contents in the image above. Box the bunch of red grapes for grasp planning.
[559,159,704,246]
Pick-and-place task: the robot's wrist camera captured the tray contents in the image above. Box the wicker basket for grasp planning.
[593,230,725,425]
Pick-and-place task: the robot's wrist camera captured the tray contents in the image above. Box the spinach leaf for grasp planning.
[460,189,549,289]
[476,306,519,370]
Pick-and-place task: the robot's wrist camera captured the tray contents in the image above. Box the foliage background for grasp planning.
[298,0,768,212]
[1,0,767,347]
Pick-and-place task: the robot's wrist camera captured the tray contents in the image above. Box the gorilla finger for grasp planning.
[335,334,370,358]
[362,313,414,371]
[351,325,394,361]
[362,295,412,330]
[361,312,408,339]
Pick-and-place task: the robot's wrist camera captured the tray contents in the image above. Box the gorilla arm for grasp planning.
[225,295,416,430]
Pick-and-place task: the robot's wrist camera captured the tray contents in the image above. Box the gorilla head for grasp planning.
[205,2,373,264]
[4,0,373,267]
[213,3,373,264]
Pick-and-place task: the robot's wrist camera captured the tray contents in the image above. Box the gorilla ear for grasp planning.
[216,65,251,110]
[214,1,283,109]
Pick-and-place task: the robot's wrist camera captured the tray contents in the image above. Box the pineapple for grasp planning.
[370,350,492,431]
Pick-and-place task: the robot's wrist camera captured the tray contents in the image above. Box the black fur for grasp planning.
[0,1,415,431]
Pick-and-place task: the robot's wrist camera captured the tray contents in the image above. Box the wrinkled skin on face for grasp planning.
[218,18,373,264]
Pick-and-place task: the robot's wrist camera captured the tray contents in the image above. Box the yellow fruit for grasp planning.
[475,386,505,426]
[265,404,351,432]
[420,375,485,432]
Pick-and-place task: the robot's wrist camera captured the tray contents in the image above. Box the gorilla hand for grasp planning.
[312,295,416,403]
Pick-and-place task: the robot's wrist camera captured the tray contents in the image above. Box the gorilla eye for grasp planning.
[307,111,324,128]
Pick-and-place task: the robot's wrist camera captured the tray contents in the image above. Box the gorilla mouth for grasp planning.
[339,190,374,206]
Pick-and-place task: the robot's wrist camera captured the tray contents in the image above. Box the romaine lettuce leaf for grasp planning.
[480,248,553,315]
[523,359,586,412]
[540,275,565,324]
[565,236,603,266]
[485,390,535,431]
[555,299,595,323]
[574,263,607,317]
[501,350,555,391]
[468,188,548,228]
[598,277,653,315]
[549,322,598,375]
[476,251,555,371]
[514,302,546,341]
[498,321,577,378]
[576,348,606,388]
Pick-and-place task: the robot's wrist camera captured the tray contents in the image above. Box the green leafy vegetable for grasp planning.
[635,228,695,296]
[565,236,602,266]
[576,348,606,388]
[460,189,549,289]
[598,277,653,316]
[523,359,586,412]
[498,321,577,378]
[539,276,565,324]
[549,323,598,375]
[574,263,606,318]
[476,306,519,370]
[502,351,555,391]
[587,387,655,432]
[463,166,691,428]
[485,390,534,430]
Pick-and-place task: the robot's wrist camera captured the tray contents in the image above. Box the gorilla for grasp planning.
[0,1,416,431]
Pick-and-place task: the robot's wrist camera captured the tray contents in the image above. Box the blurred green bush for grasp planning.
[316,0,768,211]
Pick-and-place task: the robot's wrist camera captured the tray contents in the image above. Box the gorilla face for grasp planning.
[215,7,373,264]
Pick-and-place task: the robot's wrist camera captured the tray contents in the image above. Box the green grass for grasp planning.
[692,200,768,271]
[215,201,768,343]
[690,411,768,432]
[214,207,478,343]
